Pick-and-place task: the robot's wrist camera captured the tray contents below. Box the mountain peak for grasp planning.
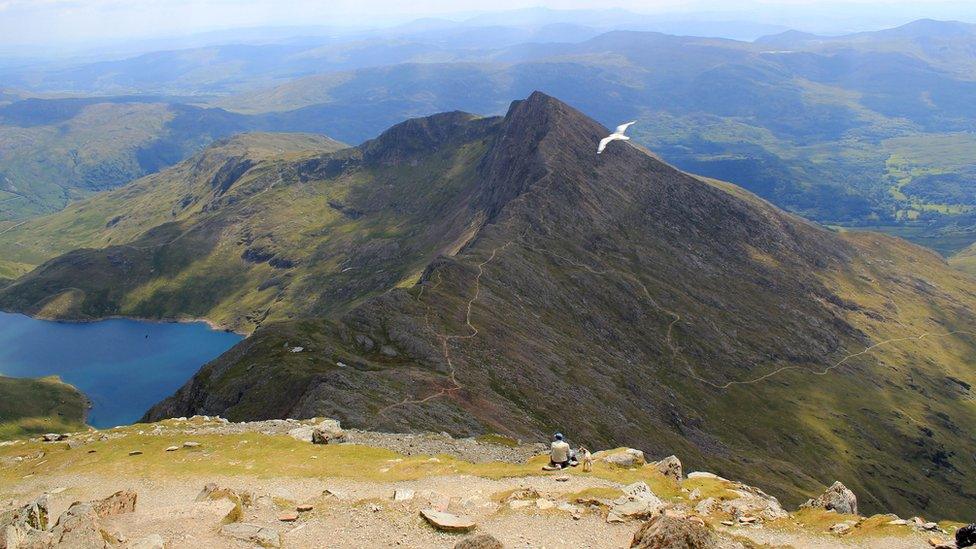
[360,111,487,166]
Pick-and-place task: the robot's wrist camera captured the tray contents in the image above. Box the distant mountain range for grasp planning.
[2,93,975,520]
[4,19,975,257]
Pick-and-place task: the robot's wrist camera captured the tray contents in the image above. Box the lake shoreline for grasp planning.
[0,307,250,336]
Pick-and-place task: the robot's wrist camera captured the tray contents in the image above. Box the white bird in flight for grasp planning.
[597,121,636,154]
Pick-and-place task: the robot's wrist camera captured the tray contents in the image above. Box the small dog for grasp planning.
[578,446,593,472]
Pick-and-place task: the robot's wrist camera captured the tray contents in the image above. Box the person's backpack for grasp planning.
[958,523,976,548]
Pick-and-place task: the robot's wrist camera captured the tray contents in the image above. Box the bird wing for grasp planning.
[597,135,615,154]
[615,121,637,135]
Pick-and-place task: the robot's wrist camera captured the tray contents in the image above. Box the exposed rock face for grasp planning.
[802,481,858,516]
[630,515,715,549]
[0,495,49,549]
[454,534,503,549]
[654,456,683,482]
[596,448,646,468]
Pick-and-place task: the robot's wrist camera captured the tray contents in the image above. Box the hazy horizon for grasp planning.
[0,0,973,53]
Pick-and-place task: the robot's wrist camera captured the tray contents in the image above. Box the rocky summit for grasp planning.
[0,416,967,548]
[3,92,976,522]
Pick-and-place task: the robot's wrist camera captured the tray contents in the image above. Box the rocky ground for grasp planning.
[0,417,967,548]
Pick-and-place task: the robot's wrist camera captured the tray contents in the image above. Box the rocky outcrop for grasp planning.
[1,495,49,549]
[694,481,787,522]
[802,481,858,515]
[631,515,715,549]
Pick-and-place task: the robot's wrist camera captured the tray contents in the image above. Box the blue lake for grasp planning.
[0,312,242,428]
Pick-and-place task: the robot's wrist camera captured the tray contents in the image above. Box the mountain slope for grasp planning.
[951,242,976,276]
[121,93,976,520]
[0,375,87,440]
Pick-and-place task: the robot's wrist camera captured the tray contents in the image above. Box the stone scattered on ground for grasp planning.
[182,441,201,448]
[128,450,142,456]
[830,520,858,535]
[220,522,281,548]
[420,509,477,532]
[801,481,858,515]
[126,533,165,549]
[296,504,313,512]
[393,489,415,502]
[694,479,786,522]
[630,514,715,549]
[454,533,503,549]
[277,511,298,522]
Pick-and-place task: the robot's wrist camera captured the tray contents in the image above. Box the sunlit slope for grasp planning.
[0,375,88,440]
[138,93,976,520]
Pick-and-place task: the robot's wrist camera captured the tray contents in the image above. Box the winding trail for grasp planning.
[374,223,974,425]
[373,241,514,421]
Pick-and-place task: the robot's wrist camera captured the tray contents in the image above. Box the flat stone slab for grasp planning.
[420,509,476,532]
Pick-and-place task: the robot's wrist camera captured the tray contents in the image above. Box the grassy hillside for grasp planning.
[950,243,976,276]
[0,122,492,333]
[0,375,88,440]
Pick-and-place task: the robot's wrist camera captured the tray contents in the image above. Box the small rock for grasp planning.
[278,511,299,522]
[126,534,165,549]
[42,433,68,442]
[128,450,143,456]
[555,475,570,482]
[721,520,735,526]
[93,490,137,518]
[220,523,281,548]
[165,446,179,452]
[509,500,532,509]
[829,521,857,535]
[688,488,701,501]
[454,534,503,549]
[420,509,476,532]
[687,471,724,480]
[296,504,313,512]
[393,489,415,502]
[653,455,683,482]
[738,516,758,524]
[183,441,201,448]
[888,519,910,526]
[536,499,555,510]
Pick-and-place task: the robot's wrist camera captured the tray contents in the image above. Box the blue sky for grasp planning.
[0,0,973,47]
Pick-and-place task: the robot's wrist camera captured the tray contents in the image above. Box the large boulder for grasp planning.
[287,419,344,444]
[801,481,858,516]
[631,515,715,549]
[48,502,114,548]
[1,495,49,549]
[595,448,646,468]
[607,482,665,523]
[653,456,683,482]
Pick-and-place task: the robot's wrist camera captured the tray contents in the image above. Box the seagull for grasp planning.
[597,121,636,154]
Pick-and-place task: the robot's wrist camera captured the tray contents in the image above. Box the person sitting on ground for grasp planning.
[546,432,572,470]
